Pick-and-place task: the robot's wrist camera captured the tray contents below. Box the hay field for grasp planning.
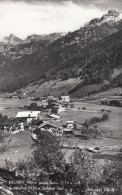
[0,98,34,117]
[0,131,33,167]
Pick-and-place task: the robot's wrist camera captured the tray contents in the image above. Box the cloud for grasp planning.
[0,0,122,10]
[0,0,106,39]
[1,0,121,39]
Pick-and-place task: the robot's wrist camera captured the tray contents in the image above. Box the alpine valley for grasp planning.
[0,9,122,97]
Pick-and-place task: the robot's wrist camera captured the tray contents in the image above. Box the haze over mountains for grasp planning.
[0,9,122,97]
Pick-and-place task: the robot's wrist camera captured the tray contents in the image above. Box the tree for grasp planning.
[33,131,65,173]
[69,149,103,193]
[0,131,5,153]
[15,131,65,182]
[102,159,122,193]
[101,113,109,121]
[29,102,38,110]
[0,113,8,123]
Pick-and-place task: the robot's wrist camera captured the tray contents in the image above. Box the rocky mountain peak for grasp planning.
[101,9,121,22]
[85,10,121,28]
[107,9,120,17]
[26,32,66,44]
[3,34,22,45]
[9,34,17,39]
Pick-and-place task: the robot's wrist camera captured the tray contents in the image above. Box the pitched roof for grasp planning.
[39,122,59,129]
[16,111,41,118]
[63,128,73,132]
[49,114,61,119]
[66,121,75,124]
[61,96,70,98]
[33,122,59,134]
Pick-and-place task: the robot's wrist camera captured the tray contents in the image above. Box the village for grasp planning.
[2,94,90,149]
[1,90,122,153]
[0,90,122,195]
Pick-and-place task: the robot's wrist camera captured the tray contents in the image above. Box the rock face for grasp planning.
[0,10,121,94]
[27,33,66,45]
[107,9,120,17]
[3,34,23,45]
[57,10,122,48]
[0,33,65,59]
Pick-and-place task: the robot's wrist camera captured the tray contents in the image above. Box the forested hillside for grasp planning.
[0,10,121,94]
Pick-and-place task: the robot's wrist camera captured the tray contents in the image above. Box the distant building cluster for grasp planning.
[2,95,79,139]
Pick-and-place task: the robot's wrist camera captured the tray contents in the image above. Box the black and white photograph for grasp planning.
[0,0,122,194]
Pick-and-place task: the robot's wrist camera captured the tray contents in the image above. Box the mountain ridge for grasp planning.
[0,10,121,96]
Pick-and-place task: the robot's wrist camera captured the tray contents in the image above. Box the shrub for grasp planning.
[109,100,122,107]
[90,117,101,123]
[82,107,86,110]
[101,109,105,112]
[101,113,109,121]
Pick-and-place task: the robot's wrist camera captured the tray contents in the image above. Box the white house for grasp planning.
[16,111,41,123]
[58,105,66,114]
[12,95,19,100]
[61,96,70,103]
[66,121,76,129]
[42,99,48,107]
[49,114,61,121]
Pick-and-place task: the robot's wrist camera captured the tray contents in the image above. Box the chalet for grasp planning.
[16,111,41,123]
[42,99,48,107]
[58,105,66,114]
[63,128,73,137]
[66,121,76,129]
[3,118,25,133]
[32,122,61,139]
[12,95,19,100]
[61,96,70,103]
[47,95,55,100]
[38,122,59,131]
[49,114,61,121]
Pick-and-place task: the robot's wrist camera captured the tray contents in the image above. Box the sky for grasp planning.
[0,0,122,39]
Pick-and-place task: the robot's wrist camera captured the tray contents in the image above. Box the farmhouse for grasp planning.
[61,96,70,103]
[38,122,59,131]
[58,105,66,114]
[32,122,61,139]
[66,121,76,129]
[12,95,19,100]
[63,128,73,137]
[49,114,61,121]
[42,99,48,107]
[47,95,55,100]
[16,111,41,123]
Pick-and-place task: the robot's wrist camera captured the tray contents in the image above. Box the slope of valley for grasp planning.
[0,10,122,96]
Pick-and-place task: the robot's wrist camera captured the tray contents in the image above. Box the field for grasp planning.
[60,90,122,161]
[61,101,122,138]
[0,97,34,117]
[0,131,33,167]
